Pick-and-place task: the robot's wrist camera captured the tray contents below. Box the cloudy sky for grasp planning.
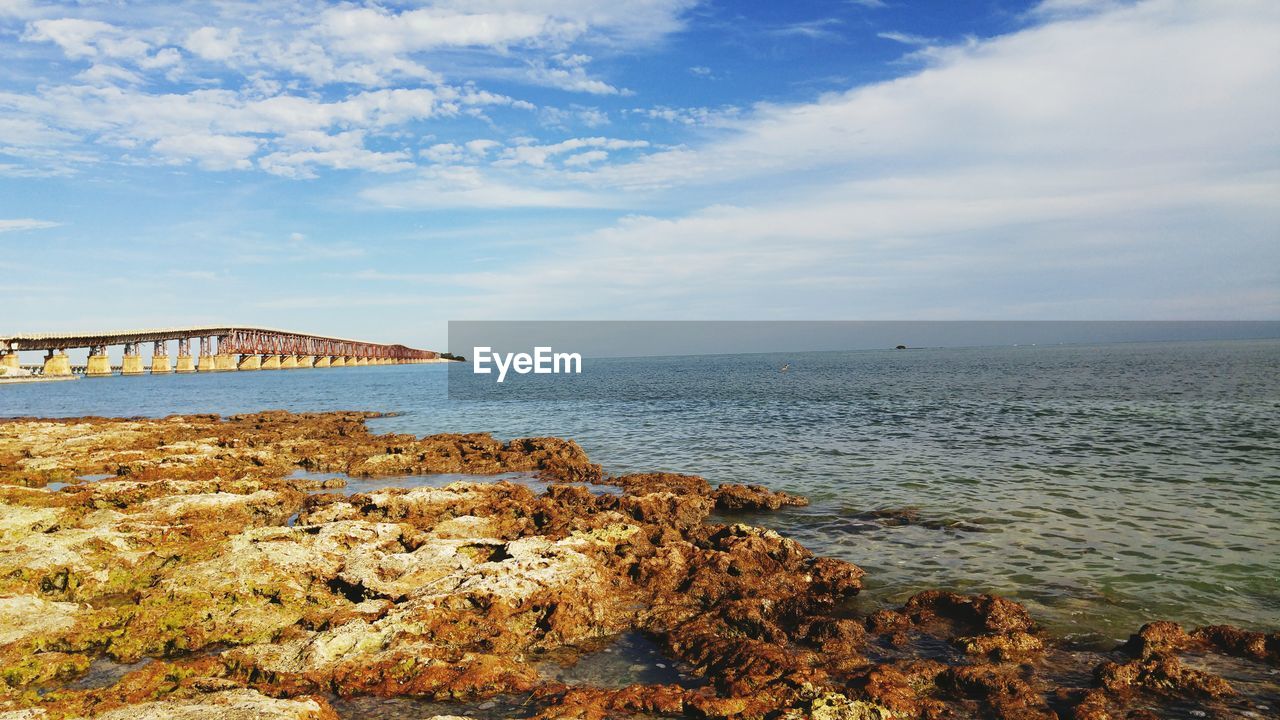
[1,0,1276,349]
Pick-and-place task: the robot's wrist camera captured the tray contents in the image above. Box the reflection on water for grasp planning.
[63,657,153,691]
[327,632,695,720]
[536,631,703,689]
[46,474,115,492]
[329,694,535,720]
[5,339,1279,639]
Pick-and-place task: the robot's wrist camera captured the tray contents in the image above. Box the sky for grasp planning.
[1,0,1277,351]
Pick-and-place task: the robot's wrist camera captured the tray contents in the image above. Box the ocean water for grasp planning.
[2,339,1278,644]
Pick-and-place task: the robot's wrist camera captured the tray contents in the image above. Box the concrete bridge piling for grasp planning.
[151,341,171,375]
[1,327,441,379]
[121,342,144,376]
[42,350,72,377]
[86,345,111,377]
[175,338,195,374]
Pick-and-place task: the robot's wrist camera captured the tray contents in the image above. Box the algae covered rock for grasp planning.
[0,596,82,646]
[1,412,1275,720]
[80,689,335,719]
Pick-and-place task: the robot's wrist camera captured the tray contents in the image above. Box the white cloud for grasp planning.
[1,1,696,178]
[75,63,145,86]
[577,108,609,127]
[465,139,501,156]
[173,1,691,89]
[225,36,442,87]
[494,136,649,167]
[23,18,119,58]
[0,1,45,20]
[320,6,575,53]
[593,0,1280,194]
[0,140,97,177]
[423,142,465,163]
[1030,0,1128,19]
[0,218,60,232]
[626,105,740,126]
[151,133,259,170]
[3,2,693,169]
[563,149,609,166]
[771,18,844,41]
[0,117,76,146]
[23,17,179,69]
[184,26,240,61]
[877,31,934,46]
[405,0,1280,318]
[360,165,613,209]
[527,53,624,95]
[139,46,180,69]
[4,0,1275,323]
[414,135,647,172]
[422,0,697,47]
[259,130,413,178]
[390,165,1279,319]
[0,84,521,175]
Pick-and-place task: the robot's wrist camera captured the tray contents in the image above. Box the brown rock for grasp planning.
[712,483,809,511]
[938,663,1056,718]
[1121,621,1194,659]
[1096,654,1235,699]
[1,411,1273,720]
[1192,624,1280,665]
[954,631,1044,660]
[903,590,1038,634]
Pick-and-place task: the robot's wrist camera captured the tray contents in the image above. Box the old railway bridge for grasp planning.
[1,327,440,377]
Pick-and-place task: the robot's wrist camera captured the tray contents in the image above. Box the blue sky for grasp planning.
[1,0,1276,350]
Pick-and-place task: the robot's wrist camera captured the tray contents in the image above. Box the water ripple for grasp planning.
[4,339,1278,638]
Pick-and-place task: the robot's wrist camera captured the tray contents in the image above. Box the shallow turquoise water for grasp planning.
[3,339,1278,643]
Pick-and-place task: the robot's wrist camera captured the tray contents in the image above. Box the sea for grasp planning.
[3,338,1278,646]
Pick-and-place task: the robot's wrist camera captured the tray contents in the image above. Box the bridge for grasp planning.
[1,326,442,377]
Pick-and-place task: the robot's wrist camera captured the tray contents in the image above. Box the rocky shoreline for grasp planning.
[0,412,1274,719]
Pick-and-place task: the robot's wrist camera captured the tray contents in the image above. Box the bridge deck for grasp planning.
[1,326,414,350]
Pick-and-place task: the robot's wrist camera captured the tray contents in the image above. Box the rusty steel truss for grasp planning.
[1,326,438,361]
